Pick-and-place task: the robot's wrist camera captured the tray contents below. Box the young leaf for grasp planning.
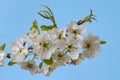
[42,5,54,16]
[38,5,57,27]
[8,61,16,66]
[38,12,50,19]
[83,9,96,23]
[0,43,6,51]
[30,20,40,34]
[43,57,54,66]
[40,25,56,31]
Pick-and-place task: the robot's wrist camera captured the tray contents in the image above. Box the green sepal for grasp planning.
[100,40,107,44]
[43,57,54,66]
[8,61,16,66]
[30,20,40,34]
[0,43,6,51]
[39,62,43,69]
[40,25,56,31]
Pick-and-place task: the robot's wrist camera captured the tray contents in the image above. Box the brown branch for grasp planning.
[77,20,85,25]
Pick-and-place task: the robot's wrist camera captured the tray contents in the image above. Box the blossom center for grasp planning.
[84,41,92,50]
[26,62,34,70]
[57,33,62,39]
[57,53,65,60]
[40,42,49,49]
[66,44,74,51]
[19,48,23,53]
[72,29,78,36]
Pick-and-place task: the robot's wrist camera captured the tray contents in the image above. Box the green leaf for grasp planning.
[39,62,43,69]
[30,20,40,34]
[43,57,54,66]
[40,25,56,31]
[0,43,6,51]
[100,41,107,44]
[8,61,16,66]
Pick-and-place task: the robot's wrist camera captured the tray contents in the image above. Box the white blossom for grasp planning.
[32,33,56,59]
[27,28,39,42]
[65,37,82,60]
[10,37,28,63]
[82,33,101,58]
[52,50,71,66]
[19,60,39,75]
[65,21,87,39]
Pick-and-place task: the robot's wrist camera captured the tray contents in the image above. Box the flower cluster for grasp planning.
[0,5,106,76]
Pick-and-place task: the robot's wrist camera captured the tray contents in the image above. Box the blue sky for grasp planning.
[0,0,120,80]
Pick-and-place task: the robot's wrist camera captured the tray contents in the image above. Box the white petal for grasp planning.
[0,51,5,60]
[71,50,79,60]
[57,40,66,49]
[41,66,49,76]
[79,26,87,34]
[0,51,5,66]
[12,54,25,63]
